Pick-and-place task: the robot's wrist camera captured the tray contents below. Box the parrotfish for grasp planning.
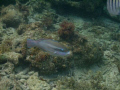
[27,39,72,57]
[107,0,120,16]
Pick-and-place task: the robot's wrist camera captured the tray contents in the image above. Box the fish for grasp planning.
[27,39,72,57]
[107,0,120,16]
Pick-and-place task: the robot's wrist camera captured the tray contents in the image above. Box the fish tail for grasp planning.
[27,39,37,48]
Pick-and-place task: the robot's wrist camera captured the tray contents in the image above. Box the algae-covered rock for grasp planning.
[73,42,103,67]
[26,73,51,90]
[3,52,23,65]
[0,5,23,28]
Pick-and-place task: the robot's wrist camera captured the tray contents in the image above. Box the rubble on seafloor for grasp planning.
[0,0,120,90]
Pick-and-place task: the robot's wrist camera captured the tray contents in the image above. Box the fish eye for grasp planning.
[61,49,64,51]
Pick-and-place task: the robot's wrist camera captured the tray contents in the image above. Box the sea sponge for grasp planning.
[0,5,23,28]
[58,21,75,40]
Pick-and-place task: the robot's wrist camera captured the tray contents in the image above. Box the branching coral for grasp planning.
[58,21,75,40]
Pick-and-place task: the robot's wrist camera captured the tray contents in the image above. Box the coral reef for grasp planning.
[81,0,105,13]
[73,42,103,67]
[0,5,23,28]
[26,49,55,74]
[3,52,23,65]
[17,24,27,35]
[41,15,54,30]
[21,39,27,58]
[0,39,13,54]
[111,32,120,42]
[89,26,105,35]
[0,0,120,90]
[40,10,59,30]
[26,49,72,74]
[26,0,51,13]
[58,21,75,40]
[56,71,110,90]
[16,1,29,21]
[26,73,51,90]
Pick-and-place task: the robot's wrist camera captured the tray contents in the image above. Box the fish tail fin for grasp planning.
[27,39,37,48]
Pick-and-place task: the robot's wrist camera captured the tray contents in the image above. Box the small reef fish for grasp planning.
[107,0,120,16]
[27,39,72,57]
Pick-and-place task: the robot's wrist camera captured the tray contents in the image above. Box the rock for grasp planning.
[27,74,51,90]
[3,52,23,65]
[0,5,23,28]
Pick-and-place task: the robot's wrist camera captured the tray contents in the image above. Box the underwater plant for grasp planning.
[58,21,75,40]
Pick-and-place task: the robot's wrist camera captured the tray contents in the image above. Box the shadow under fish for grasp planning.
[27,39,72,57]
